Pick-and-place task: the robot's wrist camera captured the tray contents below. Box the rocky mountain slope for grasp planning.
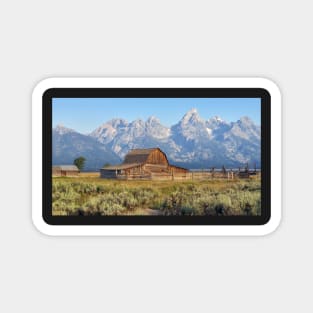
[53,109,261,170]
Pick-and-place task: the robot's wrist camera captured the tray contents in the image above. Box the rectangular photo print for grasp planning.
[51,95,263,220]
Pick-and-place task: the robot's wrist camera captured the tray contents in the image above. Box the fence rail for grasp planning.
[114,170,260,181]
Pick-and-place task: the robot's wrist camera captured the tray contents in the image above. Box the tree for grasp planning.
[74,156,86,171]
[103,162,111,168]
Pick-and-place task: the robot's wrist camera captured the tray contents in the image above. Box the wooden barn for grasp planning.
[52,165,79,177]
[100,148,188,180]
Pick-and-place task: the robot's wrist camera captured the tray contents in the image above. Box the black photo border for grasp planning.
[43,88,271,226]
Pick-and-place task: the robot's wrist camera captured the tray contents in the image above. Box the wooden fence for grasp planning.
[114,170,260,181]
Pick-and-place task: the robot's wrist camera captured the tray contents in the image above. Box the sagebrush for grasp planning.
[52,177,261,216]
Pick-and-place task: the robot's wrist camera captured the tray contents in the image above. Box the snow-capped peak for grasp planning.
[208,116,224,123]
[146,116,161,124]
[89,118,128,144]
[131,118,145,127]
[145,116,170,139]
[181,108,202,124]
[206,116,227,131]
[107,118,128,128]
[226,116,260,140]
[213,116,223,122]
[54,124,76,135]
[238,116,254,125]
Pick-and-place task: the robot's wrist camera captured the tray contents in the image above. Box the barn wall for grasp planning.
[100,169,118,178]
[146,150,168,166]
[169,166,188,174]
[52,169,61,176]
[144,164,168,173]
[127,165,143,175]
[62,170,79,177]
[121,166,151,179]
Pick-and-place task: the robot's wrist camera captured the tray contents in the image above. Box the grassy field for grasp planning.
[52,176,261,216]
[78,172,100,177]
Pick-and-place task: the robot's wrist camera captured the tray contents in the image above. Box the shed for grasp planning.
[52,165,79,177]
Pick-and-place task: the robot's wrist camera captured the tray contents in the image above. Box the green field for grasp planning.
[52,176,261,216]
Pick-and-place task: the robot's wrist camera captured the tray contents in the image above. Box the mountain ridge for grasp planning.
[53,109,261,170]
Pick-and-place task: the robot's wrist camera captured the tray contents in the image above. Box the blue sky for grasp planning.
[53,98,261,134]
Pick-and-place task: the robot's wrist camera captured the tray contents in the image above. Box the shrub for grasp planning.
[82,194,127,215]
[52,177,261,216]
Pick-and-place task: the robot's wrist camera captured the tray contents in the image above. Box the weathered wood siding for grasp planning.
[52,169,61,176]
[146,149,168,165]
[144,164,168,173]
[61,170,79,177]
[169,165,189,174]
[53,169,78,177]
[100,169,118,178]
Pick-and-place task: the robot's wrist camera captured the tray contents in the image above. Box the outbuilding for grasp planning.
[52,165,79,177]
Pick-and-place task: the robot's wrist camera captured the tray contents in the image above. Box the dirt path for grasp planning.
[143,208,162,215]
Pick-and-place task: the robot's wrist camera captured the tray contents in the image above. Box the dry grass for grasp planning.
[78,172,100,177]
[52,176,261,216]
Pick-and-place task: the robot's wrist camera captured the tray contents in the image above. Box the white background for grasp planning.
[0,0,311,312]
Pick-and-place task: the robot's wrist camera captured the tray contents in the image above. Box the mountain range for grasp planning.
[53,109,260,170]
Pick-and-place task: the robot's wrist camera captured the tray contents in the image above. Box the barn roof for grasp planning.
[169,164,188,171]
[102,163,142,170]
[52,165,79,171]
[123,148,164,164]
